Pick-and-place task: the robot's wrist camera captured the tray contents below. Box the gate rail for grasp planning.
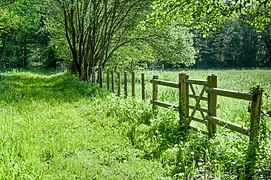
[150,73,262,144]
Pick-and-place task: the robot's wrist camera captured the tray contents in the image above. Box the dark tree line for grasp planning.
[193,20,271,69]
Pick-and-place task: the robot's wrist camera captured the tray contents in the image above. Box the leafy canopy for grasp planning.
[145,0,271,32]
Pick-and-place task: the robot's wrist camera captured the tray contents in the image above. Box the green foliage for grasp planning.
[45,0,155,78]
[0,6,17,35]
[108,25,197,70]
[108,42,155,71]
[0,0,55,69]
[144,25,197,67]
[146,0,271,32]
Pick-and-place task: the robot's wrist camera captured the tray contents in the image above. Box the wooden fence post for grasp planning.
[111,70,114,93]
[107,69,110,90]
[132,71,135,97]
[179,73,189,128]
[207,74,217,138]
[124,71,128,98]
[142,72,145,101]
[98,67,102,88]
[92,66,96,84]
[246,86,263,178]
[117,72,121,96]
[152,75,158,113]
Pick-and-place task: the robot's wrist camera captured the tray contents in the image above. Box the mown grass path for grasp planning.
[0,70,166,179]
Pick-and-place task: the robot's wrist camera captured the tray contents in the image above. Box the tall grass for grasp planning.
[0,69,270,179]
[0,70,166,179]
[104,69,271,178]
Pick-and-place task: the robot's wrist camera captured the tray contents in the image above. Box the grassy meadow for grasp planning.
[0,69,270,179]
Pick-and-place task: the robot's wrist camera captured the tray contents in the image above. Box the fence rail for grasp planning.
[149,72,263,177]
[184,79,207,85]
[206,115,249,135]
[151,100,178,110]
[206,87,253,101]
[89,67,265,177]
[150,79,179,88]
[149,73,262,139]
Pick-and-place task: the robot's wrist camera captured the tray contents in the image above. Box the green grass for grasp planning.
[0,70,166,179]
[103,69,271,178]
[0,69,271,179]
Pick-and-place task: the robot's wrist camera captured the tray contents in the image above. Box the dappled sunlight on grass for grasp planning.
[0,70,168,179]
[0,70,104,104]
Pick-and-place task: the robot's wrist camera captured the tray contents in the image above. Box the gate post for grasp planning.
[246,86,263,178]
[179,73,189,128]
[152,75,158,113]
[207,74,217,138]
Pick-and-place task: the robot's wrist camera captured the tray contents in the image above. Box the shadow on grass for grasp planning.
[0,70,107,104]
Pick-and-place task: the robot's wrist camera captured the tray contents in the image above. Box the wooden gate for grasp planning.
[184,79,209,134]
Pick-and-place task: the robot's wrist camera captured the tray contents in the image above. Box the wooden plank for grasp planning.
[152,75,158,112]
[150,79,179,88]
[185,75,190,121]
[188,94,208,101]
[249,87,262,140]
[179,73,189,127]
[189,105,208,113]
[207,74,217,138]
[206,87,252,101]
[184,79,207,85]
[187,85,206,125]
[189,84,197,98]
[206,116,249,136]
[151,100,178,110]
[246,87,263,178]
[189,126,208,135]
[188,83,207,123]
[188,116,208,125]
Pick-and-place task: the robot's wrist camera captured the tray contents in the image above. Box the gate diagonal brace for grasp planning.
[189,84,207,121]
[187,85,207,126]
